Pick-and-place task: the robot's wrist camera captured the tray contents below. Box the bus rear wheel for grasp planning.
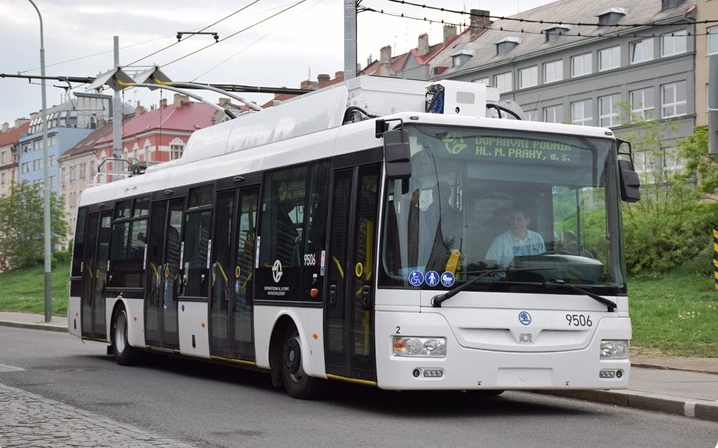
[111,307,142,366]
[281,327,322,399]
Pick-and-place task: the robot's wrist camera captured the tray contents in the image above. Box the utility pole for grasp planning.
[27,0,52,323]
[344,0,357,79]
[113,36,122,159]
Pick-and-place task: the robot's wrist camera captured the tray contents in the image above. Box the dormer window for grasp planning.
[451,49,474,67]
[598,7,627,26]
[545,25,571,43]
[496,37,521,56]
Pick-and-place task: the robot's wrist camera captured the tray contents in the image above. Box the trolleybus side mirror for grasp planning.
[383,128,411,194]
[618,159,640,203]
[616,139,640,203]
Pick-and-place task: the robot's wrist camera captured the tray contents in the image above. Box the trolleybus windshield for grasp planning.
[380,124,626,294]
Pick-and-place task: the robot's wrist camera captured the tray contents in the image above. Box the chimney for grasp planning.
[335,71,344,81]
[470,9,491,40]
[135,105,146,115]
[300,80,316,90]
[380,45,392,63]
[418,34,430,56]
[317,73,330,86]
[173,94,189,108]
[443,25,457,43]
[1,122,8,133]
[218,97,231,108]
[159,98,168,108]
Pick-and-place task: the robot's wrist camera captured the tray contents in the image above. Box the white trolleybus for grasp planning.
[68,77,641,399]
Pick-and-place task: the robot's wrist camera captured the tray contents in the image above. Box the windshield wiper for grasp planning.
[546,279,617,312]
[431,267,556,308]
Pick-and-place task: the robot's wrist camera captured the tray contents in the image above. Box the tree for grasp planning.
[679,127,718,197]
[0,182,69,269]
[616,104,707,275]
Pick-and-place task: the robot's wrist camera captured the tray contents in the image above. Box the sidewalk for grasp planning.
[1,312,718,423]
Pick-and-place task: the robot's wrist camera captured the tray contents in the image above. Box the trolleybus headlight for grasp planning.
[600,340,628,359]
[392,337,446,357]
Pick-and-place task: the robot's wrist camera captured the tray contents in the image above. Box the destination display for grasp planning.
[439,132,583,166]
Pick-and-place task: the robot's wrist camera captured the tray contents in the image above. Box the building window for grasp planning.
[661,30,687,57]
[543,105,564,123]
[571,99,593,126]
[662,0,686,11]
[33,159,41,171]
[473,77,490,85]
[170,143,184,161]
[598,46,620,71]
[1,172,5,186]
[493,72,513,93]
[519,66,538,89]
[524,110,537,121]
[571,53,592,77]
[630,87,655,121]
[661,81,687,118]
[708,27,718,55]
[544,60,563,83]
[630,38,654,64]
[599,94,621,127]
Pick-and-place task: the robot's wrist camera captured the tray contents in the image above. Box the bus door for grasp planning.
[80,209,112,339]
[209,186,259,360]
[325,164,380,381]
[145,198,184,349]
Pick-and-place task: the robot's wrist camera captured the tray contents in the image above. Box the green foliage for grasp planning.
[0,182,69,268]
[615,104,714,275]
[679,127,718,195]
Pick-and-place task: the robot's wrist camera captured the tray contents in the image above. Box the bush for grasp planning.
[623,199,718,275]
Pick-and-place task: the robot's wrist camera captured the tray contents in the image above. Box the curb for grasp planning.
[540,389,718,423]
[0,320,67,333]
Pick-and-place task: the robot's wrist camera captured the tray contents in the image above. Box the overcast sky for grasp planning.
[0,0,552,126]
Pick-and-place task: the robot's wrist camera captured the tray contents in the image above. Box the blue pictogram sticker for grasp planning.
[518,311,532,325]
[440,272,455,287]
[425,270,440,287]
[408,270,424,287]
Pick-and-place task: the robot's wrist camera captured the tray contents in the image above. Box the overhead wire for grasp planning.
[360,3,718,40]
[127,0,262,67]
[192,0,327,81]
[378,0,718,28]
[161,0,308,68]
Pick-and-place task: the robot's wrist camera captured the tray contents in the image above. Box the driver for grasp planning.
[485,207,545,267]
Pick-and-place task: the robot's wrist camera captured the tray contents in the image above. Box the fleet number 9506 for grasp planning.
[566,314,592,327]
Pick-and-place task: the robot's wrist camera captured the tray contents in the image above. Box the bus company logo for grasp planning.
[442,133,467,155]
[518,311,532,326]
[272,259,283,283]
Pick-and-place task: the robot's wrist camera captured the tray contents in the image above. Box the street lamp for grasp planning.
[27,0,52,323]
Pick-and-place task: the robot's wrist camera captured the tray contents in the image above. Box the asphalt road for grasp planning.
[1,326,716,448]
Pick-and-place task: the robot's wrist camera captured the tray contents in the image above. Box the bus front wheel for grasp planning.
[280,326,322,399]
[111,307,142,366]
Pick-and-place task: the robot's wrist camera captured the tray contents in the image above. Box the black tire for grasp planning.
[111,307,142,366]
[280,326,322,399]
